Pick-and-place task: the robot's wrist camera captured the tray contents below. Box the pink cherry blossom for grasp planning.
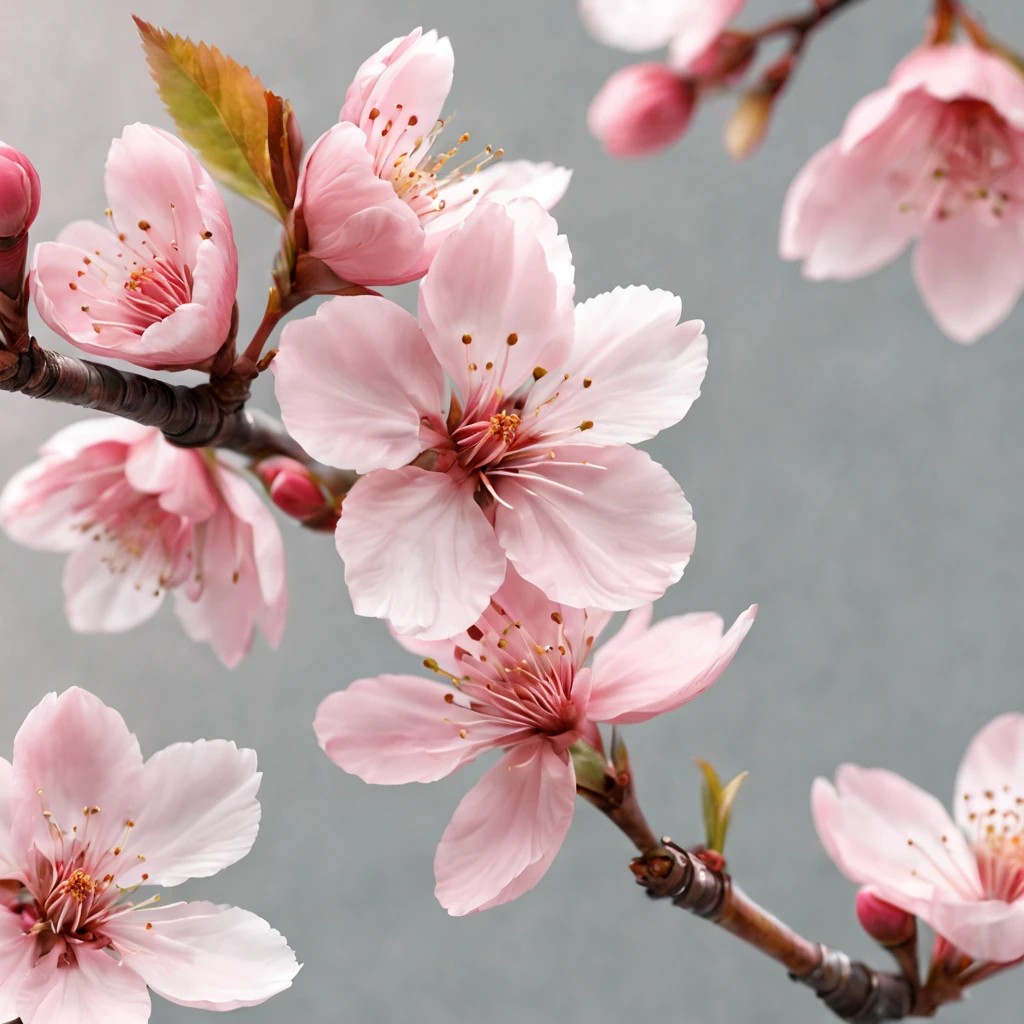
[274,199,705,639]
[781,45,1024,343]
[0,417,286,668]
[813,713,1024,963]
[295,27,571,287]
[0,687,299,1023]
[315,565,756,915]
[579,0,746,72]
[588,63,696,157]
[32,123,238,369]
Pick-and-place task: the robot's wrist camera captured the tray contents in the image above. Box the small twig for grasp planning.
[751,0,872,50]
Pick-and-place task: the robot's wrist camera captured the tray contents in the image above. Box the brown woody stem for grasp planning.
[582,759,961,1022]
[0,337,356,498]
[631,840,918,1022]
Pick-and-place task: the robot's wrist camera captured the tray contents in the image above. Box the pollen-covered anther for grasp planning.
[62,869,94,903]
[488,413,520,443]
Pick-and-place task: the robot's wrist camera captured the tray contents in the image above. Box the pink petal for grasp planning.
[928,896,1024,963]
[501,196,576,313]
[494,444,695,611]
[129,296,230,371]
[579,0,700,52]
[105,124,211,267]
[124,433,218,521]
[340,29,454,175]
[588,604,756,724]
[172,493,285,669]
[18,944,151,1024]
[314,675,509,784]
[533,285,706,445]
[105,902,299,1011]
[10,689,144,866]
[274,295,445,473]
[888,45,1024,131]
[0,458,101,554]
[418,201,574,402]
[112,740,260,889]
[667,0,746,71]
[838,84,910,153]
[953,713,1024,834]
[62,538,167,633]
[912,213,1024,343]
[0,907,35,1020]
[0,758,18,881]
[299,122,425,286]
[811,767,980,906]
[31,238,139,358]
[780,132,927,280]
[434,738,576,915]
[0,419,148,553]
[213,463,287,607]
[38,417,153,460]
[335,467,506,639]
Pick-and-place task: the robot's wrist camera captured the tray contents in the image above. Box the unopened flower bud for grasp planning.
[0,142,40,238]
[588,63,696,159]
[270,470,328,522]
[725,88,776,161]
[856,888,916,947]
[254,455,309,489]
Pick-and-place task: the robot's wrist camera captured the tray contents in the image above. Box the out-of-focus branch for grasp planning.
[751,0,872,52]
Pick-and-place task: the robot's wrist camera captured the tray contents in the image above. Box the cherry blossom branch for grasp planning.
[750,0,873,50]
[578,758,960,1022]
[0,334,356,498]
[630,840,923,1022]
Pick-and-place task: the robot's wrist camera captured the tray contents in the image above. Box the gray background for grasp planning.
[0,0,1022,1020]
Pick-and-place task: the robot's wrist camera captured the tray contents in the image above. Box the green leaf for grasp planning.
[134,16,294,219]
[716,770,749,853]
[695,759,748,853]
[695,758,723,850]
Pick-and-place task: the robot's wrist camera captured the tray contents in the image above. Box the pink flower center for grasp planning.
[452,400,523,472]
[9,803,160,955]
[75,483,186,598]
[963,786,1024,902]
[72,208,205,340]
[897,99,1022,222]
[427,603,596,744]
[368,109,503,223]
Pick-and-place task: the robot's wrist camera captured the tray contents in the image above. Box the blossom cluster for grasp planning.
[0,23,760,1019]
[581,0,1024,343]
[0,7,1020,1022]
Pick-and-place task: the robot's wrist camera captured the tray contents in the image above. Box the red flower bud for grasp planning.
[0,142,40,239]
[269,470,327,522]
[254,455,310,489]
[856,888,916,947]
